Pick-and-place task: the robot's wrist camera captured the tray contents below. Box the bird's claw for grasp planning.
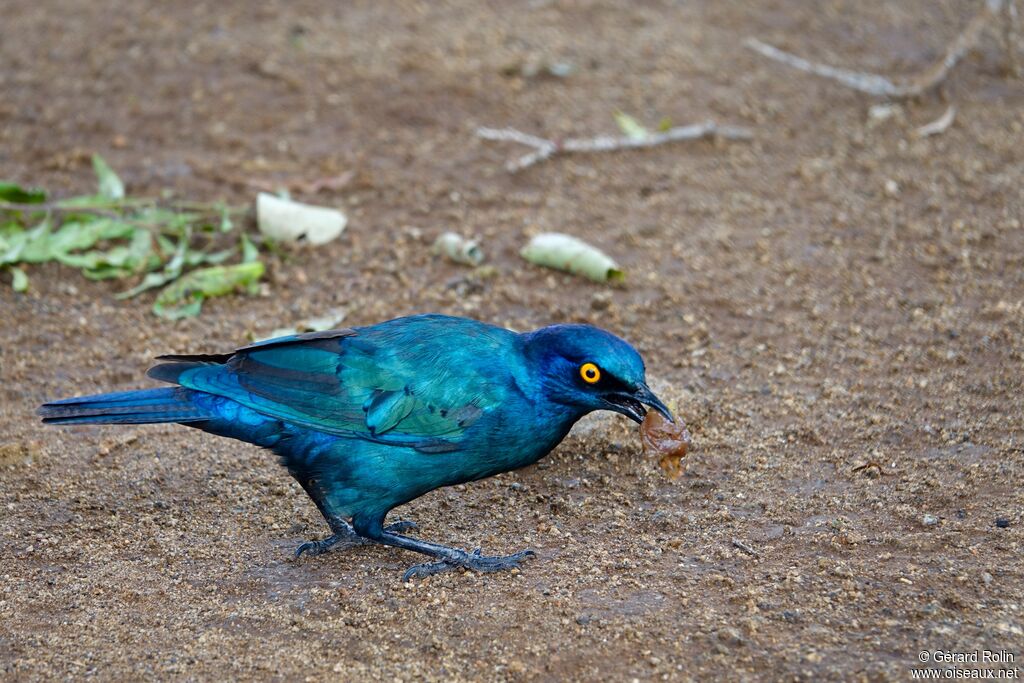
[295,535,348,558]
[295,519,418,559]
[403,560,456,580]
[402,548,536,581]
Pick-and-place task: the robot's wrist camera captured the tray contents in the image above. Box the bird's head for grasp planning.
[522,324,674,424]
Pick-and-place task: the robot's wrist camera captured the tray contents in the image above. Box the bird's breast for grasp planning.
[465,396,580,474]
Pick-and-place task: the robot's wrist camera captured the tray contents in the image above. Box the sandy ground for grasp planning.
[1,1,1023,680]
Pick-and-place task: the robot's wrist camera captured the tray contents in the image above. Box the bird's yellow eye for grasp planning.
[580,362,601,384]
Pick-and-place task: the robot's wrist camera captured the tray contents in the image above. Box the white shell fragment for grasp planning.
[433,232,484,266]
[520,232,623,283]
[256,192,347,245]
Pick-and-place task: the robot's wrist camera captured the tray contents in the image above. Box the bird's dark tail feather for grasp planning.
[38,387,207,426]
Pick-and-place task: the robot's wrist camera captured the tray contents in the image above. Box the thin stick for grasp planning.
[477,121,753,173]
[745,0,1005,98]
[914,105,957,138]
[731,538,760,558]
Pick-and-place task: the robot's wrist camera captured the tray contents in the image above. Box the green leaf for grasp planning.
[159,298,203,319]
[185,248,234,266]
[613,111,649,140]
[10,266,28,292]
[0,225,29,265]
[240,233,259,263]
[657,117,673,132]
[12,220,55,263]
[83,262,136,281]
[117,232,185,299]
[56,250,112,270]
[153,261,264,319]
[164,227,191,273]
[53,226,152,279]
[219,205,234,233]
[117,270,176,299]
[127,227,154,267]
[0,163,256,313]
[91,155,125,200]
[45,218,135,257]
[0,182,47,204]
[155,234,176,255]
[137,207,199,235]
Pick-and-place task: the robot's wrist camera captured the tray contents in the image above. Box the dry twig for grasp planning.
[914,105,957,137]
[477,121,753,173]
[852,461,896,477]
[731,538,760,558]
[745,0,1018,98]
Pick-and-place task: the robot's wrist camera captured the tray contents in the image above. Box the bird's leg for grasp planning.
[354,520,534,580]
[295,515,361,558]
[293,474,359,558]
[295,516,419,558]
[293,474,418,559]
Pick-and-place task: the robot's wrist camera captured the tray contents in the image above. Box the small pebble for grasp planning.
[995,518,1010,529]
[922,514,939,527]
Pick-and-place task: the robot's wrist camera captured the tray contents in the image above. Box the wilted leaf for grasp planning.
[0,163,260,317]
[116,231,192,299]
[0,182,46,204]
[520,232,623,283]
[117,271,175,299]
[153,261,265,319]
[256,192,347,245]
[163,227,191,273]
[91,155,125,200]
[47,218,136,257]
[613,111,649,140]
[61,229,154,279]
[0,225,28,265]
[10,220,54,263]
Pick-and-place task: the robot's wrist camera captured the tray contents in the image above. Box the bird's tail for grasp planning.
[38,387,207,426]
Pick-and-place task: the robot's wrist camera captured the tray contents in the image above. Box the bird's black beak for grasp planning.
[604,383,675,424]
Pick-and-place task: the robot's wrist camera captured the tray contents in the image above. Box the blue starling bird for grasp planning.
[39,314,672,580]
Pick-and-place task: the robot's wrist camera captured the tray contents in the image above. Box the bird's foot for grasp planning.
[295,533,352,558]
[403,548,535,581]
[295,519,417,558]
[384,519,418,533]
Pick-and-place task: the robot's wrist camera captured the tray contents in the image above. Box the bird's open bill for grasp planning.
[603,383,674,424]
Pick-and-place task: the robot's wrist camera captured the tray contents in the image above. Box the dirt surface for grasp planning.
[2,1,1023,680]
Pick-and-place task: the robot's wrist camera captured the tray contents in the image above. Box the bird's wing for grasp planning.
[148,326,509,453]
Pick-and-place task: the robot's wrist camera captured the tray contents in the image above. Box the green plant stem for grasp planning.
[0,199,247,214]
